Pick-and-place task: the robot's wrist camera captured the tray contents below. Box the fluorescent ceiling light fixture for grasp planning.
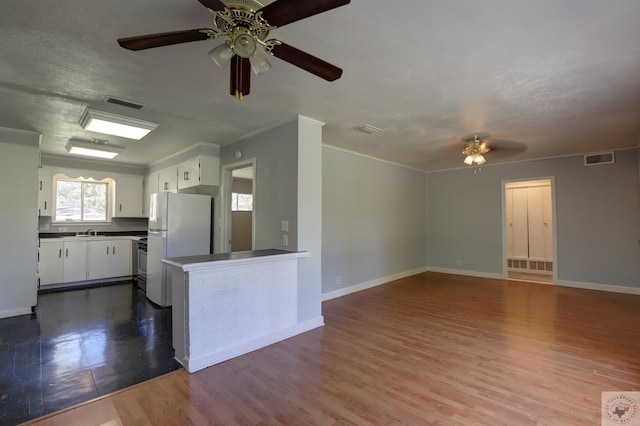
[80,108,158,140]
[65,139,123,159]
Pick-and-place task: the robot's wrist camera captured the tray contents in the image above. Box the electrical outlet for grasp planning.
[283,234,288,247]
[281,220,289,232]
[337,276,342,285]
[456,259,462,267]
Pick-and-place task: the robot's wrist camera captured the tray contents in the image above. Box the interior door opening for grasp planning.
[220,160,256,253]
[503,178,557,284]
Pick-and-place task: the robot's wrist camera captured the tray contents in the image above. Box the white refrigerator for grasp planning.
[147,192,211,307]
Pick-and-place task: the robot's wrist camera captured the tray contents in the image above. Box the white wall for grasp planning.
[0,128,40,318]
[427,148,640,289]
[322,147,427,297]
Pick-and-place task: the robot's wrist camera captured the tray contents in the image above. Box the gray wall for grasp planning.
[322,147,427,294]
[219,121,298,251]
[219,117,324,324]
[0,128,40,318]
[427,148,640,288]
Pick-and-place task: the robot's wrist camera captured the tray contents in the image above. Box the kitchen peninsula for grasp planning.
[162,249,311,373]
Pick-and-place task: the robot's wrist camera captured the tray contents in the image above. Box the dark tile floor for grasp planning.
[0,283,180,426]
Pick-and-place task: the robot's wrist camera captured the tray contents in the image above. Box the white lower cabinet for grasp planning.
[39,238,132,286]
[87,240,131,280]
[39,240,87,285]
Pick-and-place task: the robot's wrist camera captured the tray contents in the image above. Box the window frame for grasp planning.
[231,192,254,212]
[52,174,114,225]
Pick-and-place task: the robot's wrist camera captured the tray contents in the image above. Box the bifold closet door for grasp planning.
[542,186,553,260]
[511,187,529,258]
[527,187,545,259]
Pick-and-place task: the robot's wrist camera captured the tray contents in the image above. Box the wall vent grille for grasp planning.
[508,259,553,272]
[584,152,614,166]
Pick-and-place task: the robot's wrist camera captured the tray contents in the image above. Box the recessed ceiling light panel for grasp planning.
[80,108,158,140]
[65,139,123,159]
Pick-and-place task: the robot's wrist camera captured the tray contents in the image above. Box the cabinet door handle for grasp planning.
[39,181,42,191]
[119,204,122,212]
[44,201,47,210]
[164,182,169,190]
[59,249,62,258]
[65,248,68,258]
[107,246,110,255]
[112,246,116,255]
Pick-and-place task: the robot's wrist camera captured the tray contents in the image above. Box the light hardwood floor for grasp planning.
[24,272,640,425]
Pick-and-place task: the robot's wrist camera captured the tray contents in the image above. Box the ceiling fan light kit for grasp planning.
[208,42,234,68]
[118,0,350,99]
[462,134,491,166]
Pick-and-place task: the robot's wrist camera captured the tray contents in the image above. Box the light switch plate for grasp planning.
[281,220,288,232]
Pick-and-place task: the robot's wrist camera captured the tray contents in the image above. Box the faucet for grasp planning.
[86,228,98,236]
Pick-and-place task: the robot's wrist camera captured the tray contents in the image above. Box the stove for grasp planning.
[137,237,147,292]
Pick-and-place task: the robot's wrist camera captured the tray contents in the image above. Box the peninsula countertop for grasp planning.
[161,249,309,272]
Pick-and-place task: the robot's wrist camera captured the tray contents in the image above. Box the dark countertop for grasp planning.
[167,249,294,264]
[39,231,148,239]
[162,249,309,271]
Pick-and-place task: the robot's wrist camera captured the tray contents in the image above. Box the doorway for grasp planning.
[503,178,557,284]
[220,159,256,253]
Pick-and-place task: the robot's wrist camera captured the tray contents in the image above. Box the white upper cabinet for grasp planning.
[177,155,220,190]
[114,175,144,217]
[159,166,178,193]
[38,167,52,216]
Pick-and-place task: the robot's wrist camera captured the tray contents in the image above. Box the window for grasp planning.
[231,193,253,211]
[54,175,112,223]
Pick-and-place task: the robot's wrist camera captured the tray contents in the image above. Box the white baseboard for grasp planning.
[186,316,325,373]
[322,267,428,301]
[426,266,504,280]
[320,267,640,301]
[0,307,31,319]
[557,280,640,295]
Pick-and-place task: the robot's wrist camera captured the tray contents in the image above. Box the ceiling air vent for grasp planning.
[355,124,383,134]
[103,96,144,110]
[584,152,615,166]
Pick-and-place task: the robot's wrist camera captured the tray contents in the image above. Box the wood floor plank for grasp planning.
[23,272,640,425]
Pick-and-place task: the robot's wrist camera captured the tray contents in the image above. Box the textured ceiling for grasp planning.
[1,0,639,171]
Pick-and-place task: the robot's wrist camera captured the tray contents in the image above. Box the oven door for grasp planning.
[138,249,147,276]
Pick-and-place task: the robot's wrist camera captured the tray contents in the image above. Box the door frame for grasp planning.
[501,176,558,283]
[219,158,257,253]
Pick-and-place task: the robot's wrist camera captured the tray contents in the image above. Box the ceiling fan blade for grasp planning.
[259,0,350,28]
[230,56,251,99]
[118,29,212,51]
[196,0,227,11]
[269,42,343,81]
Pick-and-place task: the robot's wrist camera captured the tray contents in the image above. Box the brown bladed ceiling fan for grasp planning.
[118,0,350,99]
